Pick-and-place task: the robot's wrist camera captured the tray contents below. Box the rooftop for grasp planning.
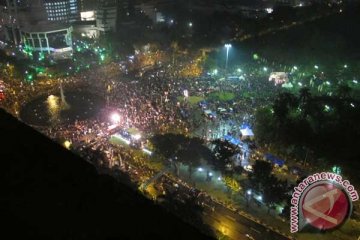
[0,109,212,240]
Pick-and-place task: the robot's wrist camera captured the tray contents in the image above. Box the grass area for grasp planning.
[207,91,235,102]
[109,135,129,147]
[177,95,205,105]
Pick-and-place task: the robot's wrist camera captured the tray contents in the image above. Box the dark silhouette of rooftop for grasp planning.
[0,109,212,240]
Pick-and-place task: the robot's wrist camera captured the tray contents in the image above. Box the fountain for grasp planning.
[59,81,70,110]
[46,94,61,125]
[20,88,105,126]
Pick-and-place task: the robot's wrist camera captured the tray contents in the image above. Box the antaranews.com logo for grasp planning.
[290,172,359,233]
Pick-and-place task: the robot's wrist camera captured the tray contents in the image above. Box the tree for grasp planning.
[177,137,213,179]
[336,84,352,99]
[248,160,273,192]
[299,87,312,117]
[170,41,179,65]
[211,139,241,174]
[253,107,275,144]
[151,134,213,178]
[263,175,287,214]
[273,92,298,124]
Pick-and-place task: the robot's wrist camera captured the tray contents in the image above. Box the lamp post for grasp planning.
[246,189,252,206]
[224,44,232,79]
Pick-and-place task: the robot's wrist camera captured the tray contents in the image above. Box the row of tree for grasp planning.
[254,87,360,183]
[150,133,289,212]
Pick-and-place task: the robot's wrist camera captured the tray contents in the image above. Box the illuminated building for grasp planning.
[43,0,79,22]
[0,0,73,58]
[20,23,73,59]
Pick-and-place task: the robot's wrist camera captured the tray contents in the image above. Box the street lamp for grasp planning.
[111,113,121,124]
[224,44,232,76]
[246,189,252,206]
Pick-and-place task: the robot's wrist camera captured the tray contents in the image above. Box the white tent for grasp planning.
[240,127,254,137]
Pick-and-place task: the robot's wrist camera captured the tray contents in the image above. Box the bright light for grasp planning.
[326,81,331,85]
[344,64,348,68]
[237,68,242,73]
[47,95,59,111]
[257,195,262,201]
[188,22,193,27]
[142,148,152,155]
[314,65,319,69]
[298,82,302,86]
[224,44,232,49]
[263,67,268,72]
[217,176,222,181]
[293,66,298,70]
[213,69,218,75]
[80,11,95,21]
[324,105,331,112]
[209,172,213,177]
[265,8,273,14]
[198,167,203,172]
[64,140,72,149]
[353,80,358,84]
[132,134,141,140]
[350,103,355,108]
[113,134,130,145]
[111,113,121,123]
[247,190,252,195]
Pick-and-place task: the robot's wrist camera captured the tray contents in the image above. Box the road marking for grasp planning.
[250,227,260,234]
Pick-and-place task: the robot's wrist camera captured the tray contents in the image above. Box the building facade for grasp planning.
[96,0,117,33]
[43,0,79,22]
[0,0,73,58]
[21,24,73,59]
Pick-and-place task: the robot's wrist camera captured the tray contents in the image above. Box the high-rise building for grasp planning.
[0,0,73,58]
[43,0,79,22]
[78,0,97,12]
[96,0,117,33]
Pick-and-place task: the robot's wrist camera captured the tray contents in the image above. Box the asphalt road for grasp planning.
[201,199,290,240]
[161,175,291,240]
